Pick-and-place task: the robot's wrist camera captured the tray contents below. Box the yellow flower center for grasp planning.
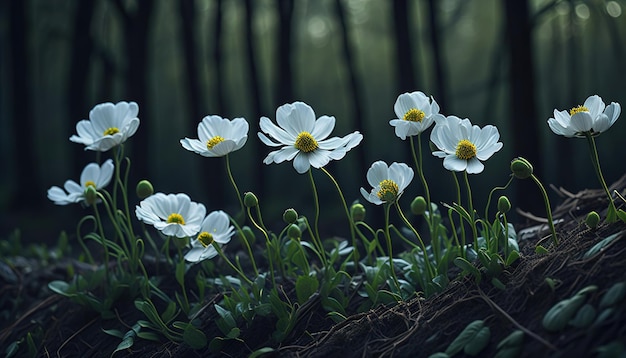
[84,180,96,188]
[456,139,477,160]
[197,232,214,247]
[294,132,319,153]
[403,108,425,122]
[167,213,185,225]
[206,136,225,149]
[377,179,399,201]
[104,127,120,136]
[569,105,589,116]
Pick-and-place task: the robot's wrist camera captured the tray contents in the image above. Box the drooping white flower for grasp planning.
[181,115,249,157]
[360,161,414,205]
[47,159,114,205]
[430,116,503,174]
[547,95,621,138]
[389,91,444,140]
[70,101,140,152]
[135,193,206,238]
[258,102,363,174]
[185,210,234,263]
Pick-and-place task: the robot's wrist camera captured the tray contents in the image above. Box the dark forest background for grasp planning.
[1,0,625,243]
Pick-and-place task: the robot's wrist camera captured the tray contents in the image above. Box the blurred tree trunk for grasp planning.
[9,0,38,210]
[503,0,542,214]
[212,0,226,115]
[243,0,265,196]
[392,0,417,93]
[68,0,96,175]
[425,0,446,109]
[180,0,203,127]
[114,0,154,185]
[275,0,295,106]
[334,0,366,176]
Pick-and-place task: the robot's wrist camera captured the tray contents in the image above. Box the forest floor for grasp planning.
[1,176,626,357]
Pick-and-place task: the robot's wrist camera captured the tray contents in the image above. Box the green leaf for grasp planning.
[464,326,490,356]
[445,320,486,356]
[102,328,125,338]
[183,323,207,349]
[214,304,237,331]
[583,232,624,259]
[569,304,596,328]
[494,330,524,358]
[226,327,241,339]
[505,250,520,266]
[295,275,319,304]
[600,282,626,308]
[491,277,506,290]
[616,209,626,223]
[47,281,73,297]
[249,347,276,358]
[453,257,481,283]
[542,294,586,332]
[5,341,19,358]
[535,245,549,255]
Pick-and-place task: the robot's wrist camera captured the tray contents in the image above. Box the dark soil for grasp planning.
[2,176,626,357]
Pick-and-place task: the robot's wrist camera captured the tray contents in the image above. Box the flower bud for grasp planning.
[287,224,301,239]
[410,196,428,215]
[585,211,600,229]
[497,195,511,214]
[243,192,258,208]
[510,157,533,179]
[283,208,298,224]
[136,179,154,199]
[84,186,98,205]
[350,203,366,222]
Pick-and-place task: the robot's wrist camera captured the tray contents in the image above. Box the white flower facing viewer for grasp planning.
[430,116,503,174]
[389,91,444,140]
[547,95,621,138]
[185,210,234,263]
[258,102,363,174]
[360,161,414,205]
[135,193,206,238]
[180,115,249,157]
[47,159,114,205]
[70,101,140,152]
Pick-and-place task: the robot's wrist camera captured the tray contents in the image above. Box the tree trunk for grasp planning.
[68,0,96,175]
[9,0,38,211]
[426,0,446,109]
[179,0,203,128]
[334,0,367,177]
[503,0,542,214]
[392,0,417,93]
[275,0,295,106]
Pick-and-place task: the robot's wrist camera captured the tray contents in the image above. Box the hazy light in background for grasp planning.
[575,3,590,19]
[606,1,622,17]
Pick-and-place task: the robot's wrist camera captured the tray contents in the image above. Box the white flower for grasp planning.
[185,210,234,263]
[547,95,621,138]
[135,193,206,238]
[180,115,249,157]
[360,161,414,205]
[430,116,503,174]
[389,91,444,140]
[70,101,140,152]
[258,102,363,174]
[47,159,114,205]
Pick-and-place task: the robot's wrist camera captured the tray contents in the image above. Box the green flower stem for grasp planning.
[321,168,359,267]
[530,174,559,246]
[307,170,329,267]
[97,191,134,270]
[90,201,111,288]
[463,171,479,251]
[246,206,276,285]
[75,217,96,264]
[410,134,439,262]
[452,172,467,258]
[111,146,139,272]
[213,242,253,285]
[230,219,259,277]
[483,177,513,253]
[484,177,513,225]
[395,205,435,280]
[585,133,618,223]
[175,244,191,314]
[225,154,245,220]
[301,216,327,267]
[383,203,401,292]
[354,222,383,264]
